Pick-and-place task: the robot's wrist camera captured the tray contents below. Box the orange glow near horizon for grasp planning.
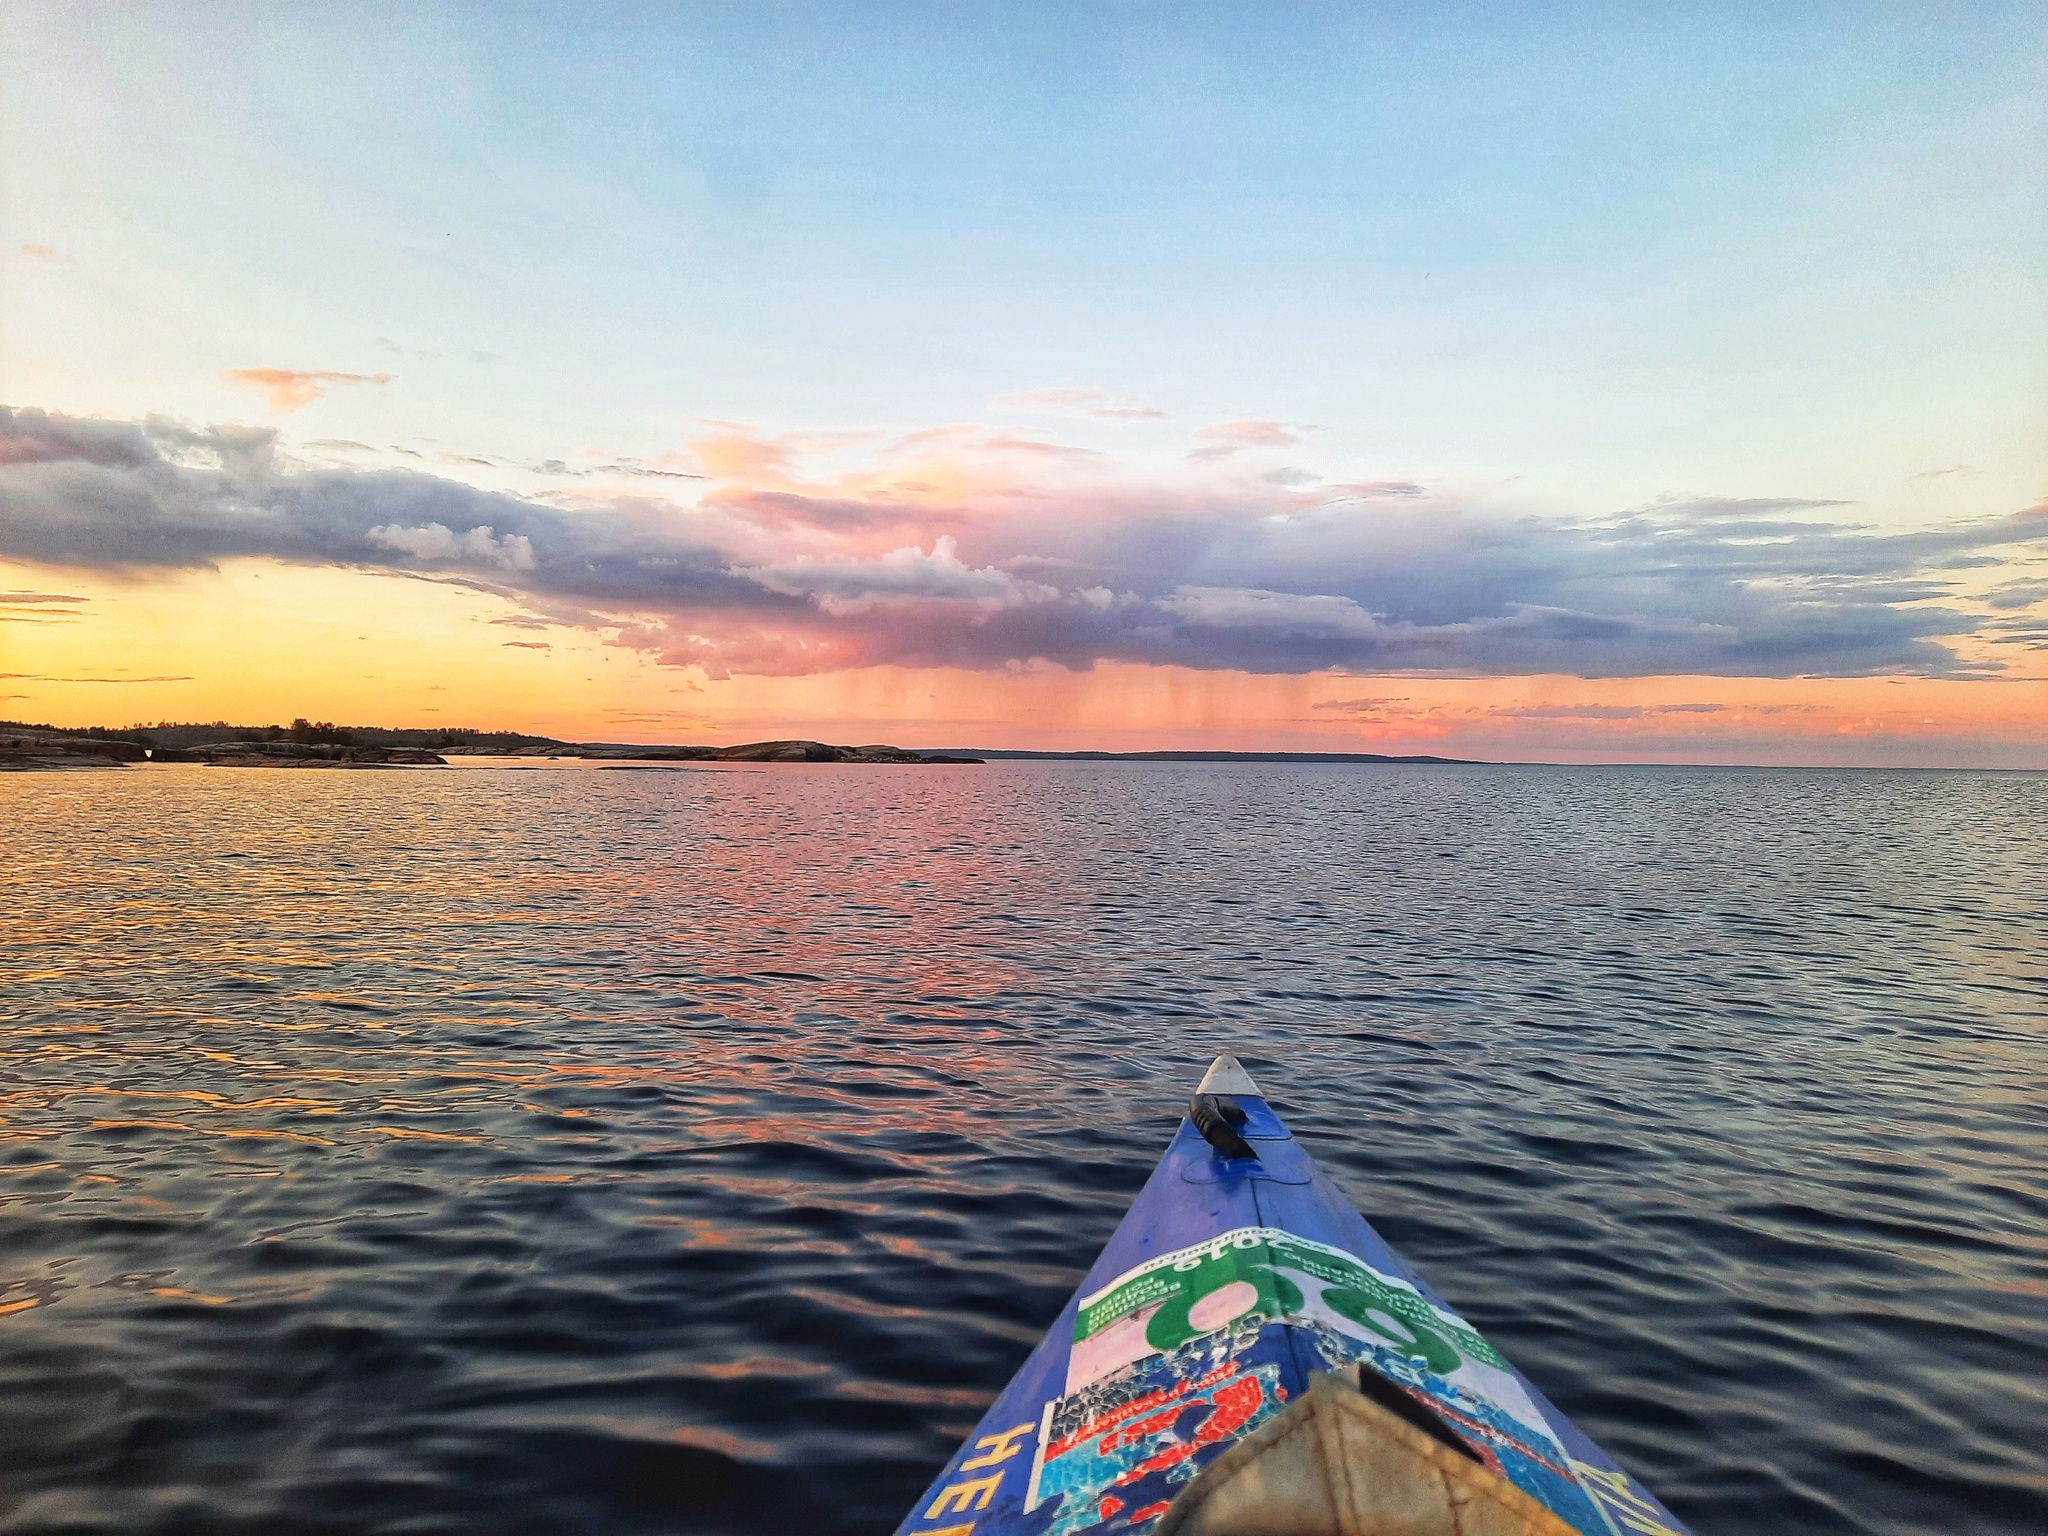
[4,558,2042,768]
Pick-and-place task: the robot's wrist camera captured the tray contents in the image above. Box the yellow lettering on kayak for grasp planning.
[925,1473,1003,1519]
[1570,1459,1687,1536]
[959,1422,1034,1470]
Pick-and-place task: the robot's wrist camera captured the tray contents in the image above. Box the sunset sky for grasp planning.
[2,2,2043,765]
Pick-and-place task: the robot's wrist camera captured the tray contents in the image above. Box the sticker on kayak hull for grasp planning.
[1028,1317,1289,1536]
[1041,1226,1610,1535]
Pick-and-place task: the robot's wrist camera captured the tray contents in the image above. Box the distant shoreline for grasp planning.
[910,748,1475,764]
[11,721,2038,772]
[2,719,1469,769]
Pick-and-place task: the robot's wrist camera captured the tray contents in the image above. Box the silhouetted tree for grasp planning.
[288,718,354,745]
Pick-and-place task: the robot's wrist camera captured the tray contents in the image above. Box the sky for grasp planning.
[2,0,2044,765]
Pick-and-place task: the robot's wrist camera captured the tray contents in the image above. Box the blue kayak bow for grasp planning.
[895,1055,1691,1536]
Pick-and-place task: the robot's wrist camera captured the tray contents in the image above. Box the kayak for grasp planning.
[895,1055,1691,1536]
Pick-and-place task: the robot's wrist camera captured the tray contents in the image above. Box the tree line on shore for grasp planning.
[1,718,576,751]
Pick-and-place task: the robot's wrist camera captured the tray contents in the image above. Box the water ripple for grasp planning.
[1,762,2043,1534]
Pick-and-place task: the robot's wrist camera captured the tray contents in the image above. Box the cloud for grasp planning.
[1329,481,1426,501]
[3,404,2045,683]
[1981,575,2048,611]
[0,406,766,599]
[20,244,56,261]
[997,387,1171,421]
[1188,419,1304,461]
[690,427,796,480]
[713,488,959,533]
[1647,495,1851,520]
[1315,697,1411,712]
[1487,703,1730,721]
[1312,698,1822,731]
[0,589,87,624]
[1311,696,1430,725]
[222,369,395,411]
[977,434,1104,461]
[530,455,705,480]
[1318,699,1741,721]
[0,672,191,683]
[368,522,536,571]
[501,640,551,649]
[1509,703,1651,721]
[741,536,1053,615]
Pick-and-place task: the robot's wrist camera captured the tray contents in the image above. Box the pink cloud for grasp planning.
[997,386,1171,421]
[1188,419,1305,461]
[5,403,2042,691]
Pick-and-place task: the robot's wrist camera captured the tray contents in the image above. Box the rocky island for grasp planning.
[0,726,150,770]
[150,742,451,767]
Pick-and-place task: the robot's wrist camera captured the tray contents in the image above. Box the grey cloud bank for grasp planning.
[2,405,2042,682]
[0,408,776,613]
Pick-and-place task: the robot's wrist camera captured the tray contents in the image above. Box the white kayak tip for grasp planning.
[1196,1053,1262,1097]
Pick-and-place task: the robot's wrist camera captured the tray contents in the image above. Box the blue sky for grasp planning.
[8,1,2041,507]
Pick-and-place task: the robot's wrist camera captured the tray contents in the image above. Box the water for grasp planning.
[1,761,2043,1536]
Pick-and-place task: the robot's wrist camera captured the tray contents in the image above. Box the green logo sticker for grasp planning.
[1073,1227,1501,1379]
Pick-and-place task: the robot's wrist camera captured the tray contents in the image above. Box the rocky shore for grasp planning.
[151,742,450,767]
[0,727,149,770]
[1,725,978,770]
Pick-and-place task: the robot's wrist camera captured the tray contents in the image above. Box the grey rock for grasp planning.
[709,739,979,764]
[713,739,843,762]
[580,745,718,761]
[152,742,447,767]
[0,728,142,770]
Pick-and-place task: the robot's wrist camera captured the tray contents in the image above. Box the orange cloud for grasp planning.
[222,368,395,411]
[688,426,796,481]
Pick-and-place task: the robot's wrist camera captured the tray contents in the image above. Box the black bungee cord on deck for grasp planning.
[1188,1092,1257,1161]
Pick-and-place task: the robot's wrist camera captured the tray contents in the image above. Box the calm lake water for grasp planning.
[2,761,2043,1535]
